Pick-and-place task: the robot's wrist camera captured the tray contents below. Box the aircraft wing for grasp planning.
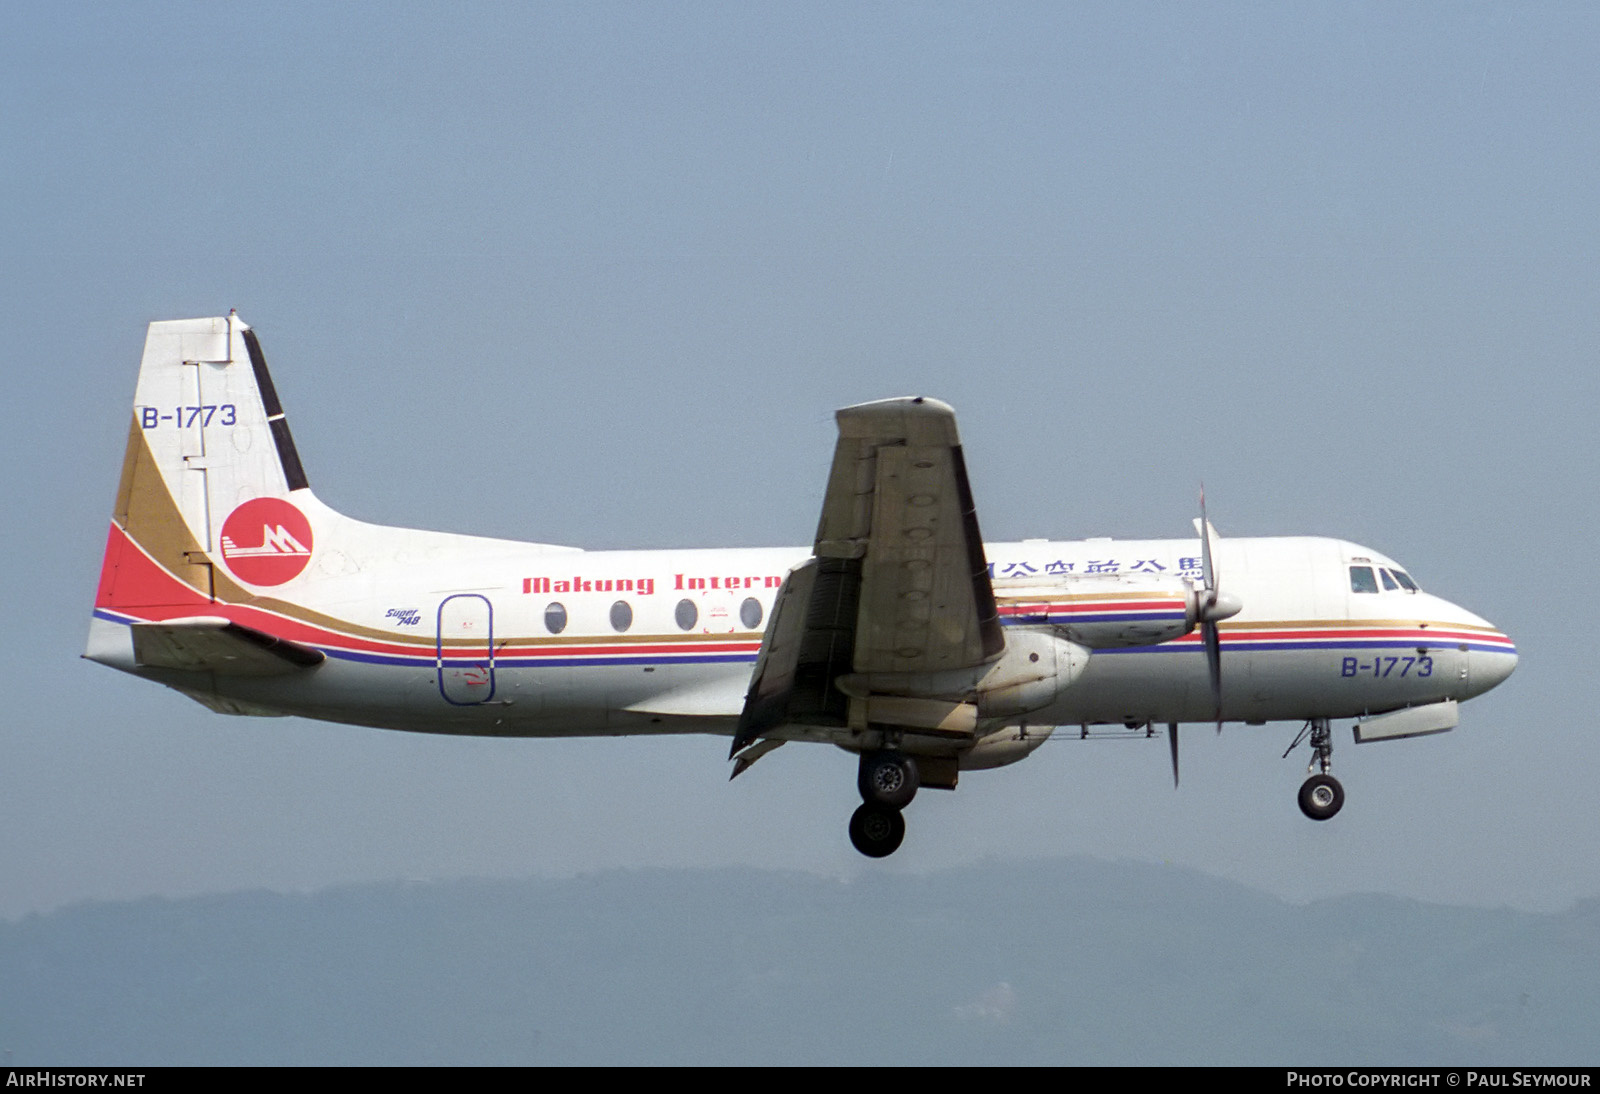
[734,398,1002,752]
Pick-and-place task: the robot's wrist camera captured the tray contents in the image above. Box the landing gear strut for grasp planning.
[849,752,919,856]
[1288,717,1344,821]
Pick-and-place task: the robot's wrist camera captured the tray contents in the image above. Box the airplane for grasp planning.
[86,314,1519,857]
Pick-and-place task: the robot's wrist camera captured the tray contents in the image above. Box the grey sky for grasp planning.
[2,2,1593,918]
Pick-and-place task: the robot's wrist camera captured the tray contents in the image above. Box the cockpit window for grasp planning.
[1349,566,1379,594]
[1380,568,1400,591]
[1392,570,1419,592]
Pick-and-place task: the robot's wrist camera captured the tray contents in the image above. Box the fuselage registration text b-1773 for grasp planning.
[87,315,1518,857]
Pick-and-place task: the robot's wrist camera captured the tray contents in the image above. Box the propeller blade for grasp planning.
[1167,722,1180,788]
[1195,487,1233,732]
[1203,619,1223,730]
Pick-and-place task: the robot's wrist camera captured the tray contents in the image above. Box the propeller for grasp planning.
[1193,488,1242,732]
[1168,492,1242,790]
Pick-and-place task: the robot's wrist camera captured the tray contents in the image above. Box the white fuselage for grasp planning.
[87,498,1517,743]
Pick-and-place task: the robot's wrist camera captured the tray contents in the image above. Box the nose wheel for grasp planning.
[1298,772,1345,820]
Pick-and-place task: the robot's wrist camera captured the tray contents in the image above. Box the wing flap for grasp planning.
[734,557,858,751]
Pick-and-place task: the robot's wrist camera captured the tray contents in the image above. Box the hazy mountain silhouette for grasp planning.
[3,859,1595,1065]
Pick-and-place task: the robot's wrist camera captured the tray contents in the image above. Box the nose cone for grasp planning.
[1423,594,1517,699]
[1456,605,1517,698]
[1469,637,1518,697]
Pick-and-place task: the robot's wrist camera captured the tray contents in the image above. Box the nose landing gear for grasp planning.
[1287,717,1345,821]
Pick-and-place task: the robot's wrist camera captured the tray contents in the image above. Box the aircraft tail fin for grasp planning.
[94,315,320,615]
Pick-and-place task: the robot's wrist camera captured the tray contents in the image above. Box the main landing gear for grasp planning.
[1286,716,1344,821]
[848,751,919,857]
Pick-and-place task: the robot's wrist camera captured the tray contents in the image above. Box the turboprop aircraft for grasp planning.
[87,315,1518,857]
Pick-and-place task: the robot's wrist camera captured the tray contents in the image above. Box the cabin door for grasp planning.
[437,594,495,705]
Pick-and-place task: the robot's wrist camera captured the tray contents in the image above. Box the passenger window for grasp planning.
[544,602,567,634]
[740,597,764,630]
[610,600,633,633]
[1349,566,1379,594]
[1380,569,1400,591]
[675,598,698,631]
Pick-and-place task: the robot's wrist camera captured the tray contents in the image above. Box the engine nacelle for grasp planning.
[972,629,1091,719]
[994,572,1219,649]
[960,723,1055,770]
[837,630,1090,723]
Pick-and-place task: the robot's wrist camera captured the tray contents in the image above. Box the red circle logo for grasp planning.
[219,498,314,586]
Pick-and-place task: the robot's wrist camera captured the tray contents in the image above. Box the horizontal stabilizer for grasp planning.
[169,685,292,717]
[131,616,325,676]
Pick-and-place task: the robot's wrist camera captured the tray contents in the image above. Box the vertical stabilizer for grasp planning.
[93,315,316,618]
